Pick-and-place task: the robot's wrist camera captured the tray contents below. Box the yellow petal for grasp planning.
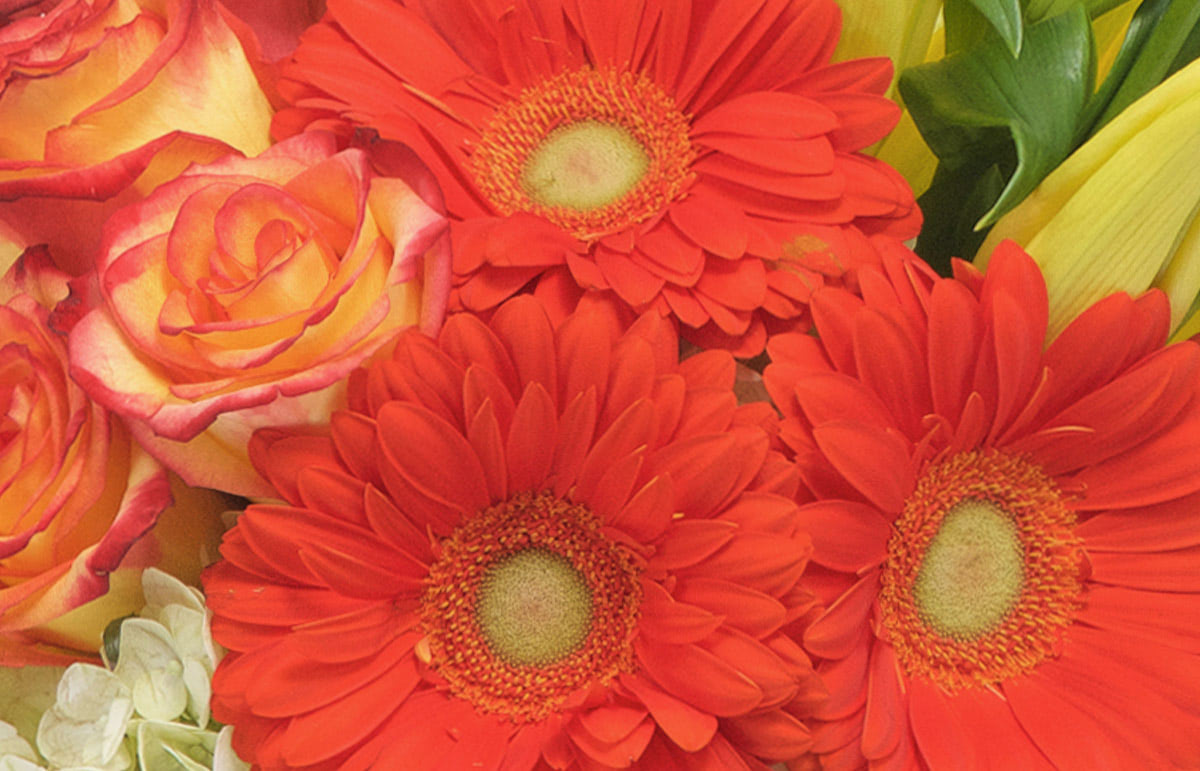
[834,0,943,98]
[978,57,1200,339]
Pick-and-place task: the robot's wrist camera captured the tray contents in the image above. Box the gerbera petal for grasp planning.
[811,421,913,513]
[636,638,764,717]
[566,716,656,768]
[1015,344,1199,475]
[505,382,558,492]
[326,0,475,93]
[793,500,889,572]
[790,371,898,432]
[853,307,930,439]
[276,655,421,766]
[1088,546,1200,593]
[721,710,812,761]
[331,411,385,488]
[295,466,370,529]
[588,449,646,522]
[674,578,787,638]
[927,279,984,423]
[668,186,750,259]
[489,294,558,396]
[549,388,599,497]
[621,674,718,752]
[463,364,519,437]
[575,703,650,746]
[575,399,656,503]
[242,633,414,718]
[248,430,340,506]
[467,400,508,501]
[439,312,520,395]
[691,91,839,139]
[595,246,667,307]
[1063,408,1200,510]
[1078,585,1200,653]
[651,520,739,571]
[376,402,491,515]
[907,679,1055,771]
[1078,490,1200,552]
[556,308,614,409]
[600,336,659,430]
[639,579,724,644]
[803,572,880,661]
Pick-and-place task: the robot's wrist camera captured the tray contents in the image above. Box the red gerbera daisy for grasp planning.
[273,0,921,356]
[763,241,1200,769]
[204,295,822,770]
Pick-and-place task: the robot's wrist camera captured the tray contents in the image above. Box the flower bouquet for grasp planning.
[2,0,1199,768]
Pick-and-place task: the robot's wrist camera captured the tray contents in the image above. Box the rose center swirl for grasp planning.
[879,450,1085,691]
[420,491,641,721]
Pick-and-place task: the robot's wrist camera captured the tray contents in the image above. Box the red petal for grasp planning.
[376,402,490,515]
[812,421,912,514]
[722,710,812,761]
[692,92,839,139]
[489,295,558,396]
[804,572,880,660]
[668,186,750,260]
[794,500,889,573]
[638,580,724,644]
[674,578,787,638]
[549,388,598,497]
[621,673,717,752]
[505,382,557,492]
[636,638,763,717]
[467,400,508,501]
[908,678,1054,770]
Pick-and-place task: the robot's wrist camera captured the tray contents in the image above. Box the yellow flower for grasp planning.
[977,56,1200,340]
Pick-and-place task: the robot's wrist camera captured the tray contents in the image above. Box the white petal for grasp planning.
[35,666,132,768]
[0,720,37,761]
[212,727,250,771]
[133,721,215,771]
[112,620,188,723]
[140,570,205,616]
[181,660,212,729]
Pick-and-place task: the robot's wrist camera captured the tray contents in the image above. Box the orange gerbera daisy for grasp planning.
[204,295,822,770]
[763,241,1200,769]
[272,0,921,356]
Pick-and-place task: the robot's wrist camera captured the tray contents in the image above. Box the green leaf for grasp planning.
[900,5,1094,229]
[1026,0,1135,21]
[1088,0,1200,131]
[914,163,1006,273]
[945,0,1025,56]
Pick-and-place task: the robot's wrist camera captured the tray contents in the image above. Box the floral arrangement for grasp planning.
[1,0,1198,769]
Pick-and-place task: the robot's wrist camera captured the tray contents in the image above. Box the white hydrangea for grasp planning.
[2,570,247,771]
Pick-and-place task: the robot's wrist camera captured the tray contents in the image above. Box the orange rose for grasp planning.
[0,248,225,665]
[68,131,451,497]
[0,0,273,274]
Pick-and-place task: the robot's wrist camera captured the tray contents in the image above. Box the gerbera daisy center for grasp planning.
[913,500,1025,639]
[472,68,695,240]
[522,120,649,212]
[879,451,1084,691]
[477,548,593,666]
[421,491,641,721]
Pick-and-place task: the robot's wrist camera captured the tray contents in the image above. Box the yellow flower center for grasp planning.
[879,451,1084,691]
[472,68,695,240]
[477,548,593,666]
[913,500,1025,639]
[421,491,641,721]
